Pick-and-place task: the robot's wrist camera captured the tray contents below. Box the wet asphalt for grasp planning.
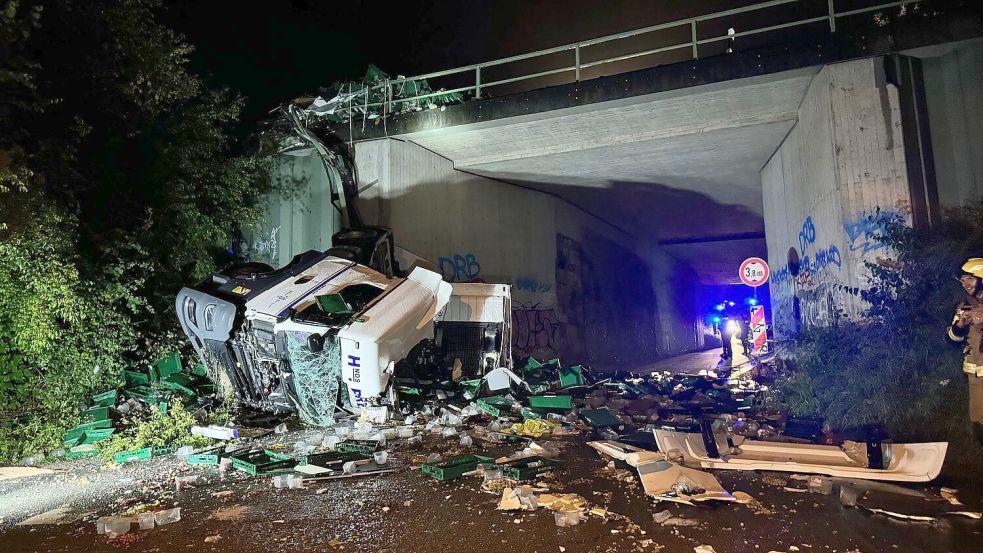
[2,432,981,553]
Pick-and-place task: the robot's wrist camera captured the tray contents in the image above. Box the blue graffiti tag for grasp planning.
[772,265,792,287]
[438,254,481,282]
[843,210,899,254]
[799,216,816,256]
[515,276,551,293]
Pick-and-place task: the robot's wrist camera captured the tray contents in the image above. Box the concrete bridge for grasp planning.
[258,1,983,368]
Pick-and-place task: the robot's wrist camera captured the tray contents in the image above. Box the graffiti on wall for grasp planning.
[515,276,552,293]
[843,209,901,254]
[438,253,481,282]
[773,209,904,336]
[511,302,559,355]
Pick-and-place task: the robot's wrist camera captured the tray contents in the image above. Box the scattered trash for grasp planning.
[137,512,155,530]
[191,425,239,440]
[652,510,673,524]
[153,508,181,526]
[554,509,585,527]
[102,517,131,537]
[174,475,199,491]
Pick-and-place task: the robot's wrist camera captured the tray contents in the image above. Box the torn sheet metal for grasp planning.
[587,441,648,461]
[860,506,982,522]
[653,429,947,482]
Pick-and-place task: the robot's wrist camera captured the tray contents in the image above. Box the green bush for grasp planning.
[774,206,983,475]
[98,401,210,463]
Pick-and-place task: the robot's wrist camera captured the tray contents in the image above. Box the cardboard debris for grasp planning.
[17,506,83,526]
[636,459,735,504]
[0,467,59,481]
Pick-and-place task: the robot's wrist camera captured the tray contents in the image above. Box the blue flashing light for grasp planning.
[728,301,735,307]
[747,297,758,306]
[709,315,723,325]
[714,304,725,311]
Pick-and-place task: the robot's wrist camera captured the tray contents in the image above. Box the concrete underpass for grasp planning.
[257,15,983,370]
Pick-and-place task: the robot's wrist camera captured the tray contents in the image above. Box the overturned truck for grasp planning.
[176,248,510,426]
[176,105,511,426]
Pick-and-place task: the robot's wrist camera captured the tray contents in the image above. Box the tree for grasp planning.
[0,0,268,461]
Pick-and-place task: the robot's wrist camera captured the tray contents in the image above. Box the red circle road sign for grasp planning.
[739,257,770,287]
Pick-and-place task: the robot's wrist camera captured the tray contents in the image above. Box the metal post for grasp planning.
[690,20,698,59]
[575,45,581,81]
[828,0,836,32]
[475,66,482,99]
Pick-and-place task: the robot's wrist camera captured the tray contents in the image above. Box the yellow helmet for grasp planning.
[962,258,983,278]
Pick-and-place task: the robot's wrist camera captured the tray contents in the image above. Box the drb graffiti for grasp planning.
[511,303,558,355]
[438,253,481,282]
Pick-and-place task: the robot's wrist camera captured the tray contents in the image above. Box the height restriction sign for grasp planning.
[739,257,769,287]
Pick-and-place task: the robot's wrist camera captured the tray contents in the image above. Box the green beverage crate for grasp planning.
[80,428,115,445]
[92,389,118,407]
[62,427,86,448]
[229,449,295,475]
[66,446,99,460]
[527,394,572,411]
[577,408,622,428]
[80,406,110,423]
[335,440,381,455]
[187,454,219,466]
[151,352,183,381]
[160,373,196,396]
[500,456,559,481]
[115,447,152,463]
[421,454,494,481]
[75,419,113,432]
[123,370,151,387]
[558,365,586,388]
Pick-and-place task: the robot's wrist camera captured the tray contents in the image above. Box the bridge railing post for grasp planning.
[475,66,482,99]
[828,0,836,32]
[691,20,698,59]
[575,45,581,81]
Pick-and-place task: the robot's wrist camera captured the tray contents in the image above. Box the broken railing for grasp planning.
[339,0,923,122]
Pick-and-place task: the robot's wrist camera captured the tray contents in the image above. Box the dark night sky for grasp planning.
[164,0,771,124]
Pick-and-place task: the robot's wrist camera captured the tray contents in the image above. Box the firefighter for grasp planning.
[948,257,983,445]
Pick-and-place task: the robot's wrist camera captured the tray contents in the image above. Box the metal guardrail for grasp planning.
[342,0,920,120]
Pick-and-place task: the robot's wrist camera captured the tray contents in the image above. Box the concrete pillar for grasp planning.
[762,58,910,338]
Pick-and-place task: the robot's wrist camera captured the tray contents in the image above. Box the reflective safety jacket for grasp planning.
[948,296,983,377]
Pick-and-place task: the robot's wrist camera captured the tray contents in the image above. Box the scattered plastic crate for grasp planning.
[558,365,586,388]
[229,449,295,476]
[79,406,110,423]
[187,454,219,466]
[91,390,118,407]
[335,440,381,454]
[114,447,153,464]
[499,456,559,480]
[421,454,494,481]
[151,352,183,381]
[527,394,572,411]
[80,428,115,445]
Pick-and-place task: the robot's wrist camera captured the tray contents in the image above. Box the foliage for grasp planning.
[0,0,268,461]
[97,401,210,464]
[774,206,983,473]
